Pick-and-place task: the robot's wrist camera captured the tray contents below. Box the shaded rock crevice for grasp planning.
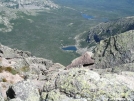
[6,87,16,99]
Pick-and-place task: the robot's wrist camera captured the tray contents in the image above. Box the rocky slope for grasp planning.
[76,16,134,53]
[0,30,134,100]
[94,30,134,72]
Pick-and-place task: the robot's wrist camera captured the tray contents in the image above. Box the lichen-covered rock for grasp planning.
[41,90,87,101]
[56,68,100,98]
[43,63,65,92]
[55,68,134,100]
[6,80,40,101]
[94,30,134,71]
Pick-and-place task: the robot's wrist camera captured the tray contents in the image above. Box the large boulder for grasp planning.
[40,68,134,101]
[66,52,94,69]
[43,63,65,92]
[94,30,134,71]
[55,68,134,100]
[0,71,23,99]
[56,68,100,99]
[6,80,40,101]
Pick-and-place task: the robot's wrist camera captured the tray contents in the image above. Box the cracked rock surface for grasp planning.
[94,30,134,71]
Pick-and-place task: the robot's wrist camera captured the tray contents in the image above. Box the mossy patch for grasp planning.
[0,66,30,75]
[2,78,7,82]
[0,66,18,75]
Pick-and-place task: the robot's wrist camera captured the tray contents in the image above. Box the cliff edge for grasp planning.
[1,30,134,100]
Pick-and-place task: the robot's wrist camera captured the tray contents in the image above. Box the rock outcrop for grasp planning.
[6,80,40,101]
[0,43,53,69]
[66,52,94,69]
[41,68,134,101]
[94,30,134,72]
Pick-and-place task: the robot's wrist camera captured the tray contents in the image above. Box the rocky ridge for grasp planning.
[0,30,134,101]
[94,30,134,72]
[76,16,134,53]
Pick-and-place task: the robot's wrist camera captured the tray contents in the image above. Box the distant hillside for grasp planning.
[0,0,60,32]
[76,16,134,52]
[0,0,59,9]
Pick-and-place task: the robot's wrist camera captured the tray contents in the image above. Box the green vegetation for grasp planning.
[0,0,134,66]
[0,8,99,66]
[0,66,18,75]
[0,66,30,75]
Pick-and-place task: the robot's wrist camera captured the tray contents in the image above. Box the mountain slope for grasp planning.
[94,30,134,72]
[76,16,134,53]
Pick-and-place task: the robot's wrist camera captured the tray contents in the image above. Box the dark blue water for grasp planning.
[62,46,77,51]
[81,14,94,20]
[81,13,109,22]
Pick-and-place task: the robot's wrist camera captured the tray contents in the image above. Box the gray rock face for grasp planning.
[0,43,53,70]
[0,87,4,101]
[7,80,40,101]
[41,68,134,101]
[94,30,134,71]
[0,44,31,59]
